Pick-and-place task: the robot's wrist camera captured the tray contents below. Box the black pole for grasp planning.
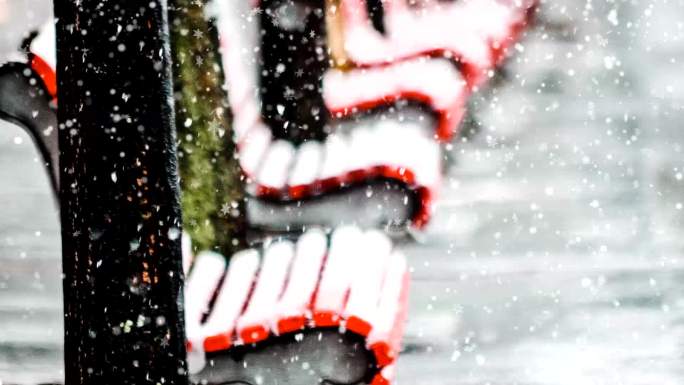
[54,0,188,383]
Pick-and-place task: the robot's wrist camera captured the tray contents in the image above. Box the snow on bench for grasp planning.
[184,226,410,385]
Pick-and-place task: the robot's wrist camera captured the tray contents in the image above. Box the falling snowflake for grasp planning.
[283,87,296,100]
[220,202,231,217]
[207,119,224,138]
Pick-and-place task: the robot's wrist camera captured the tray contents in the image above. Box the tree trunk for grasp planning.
[55,0,188,382]
[169,0,248,258]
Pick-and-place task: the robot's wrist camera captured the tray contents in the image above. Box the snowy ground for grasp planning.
[2,0,684,384]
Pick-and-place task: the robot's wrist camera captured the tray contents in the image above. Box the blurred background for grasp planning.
[2,0,684,384]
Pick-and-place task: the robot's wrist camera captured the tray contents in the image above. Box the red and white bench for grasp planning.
[22,19,440,229]
[184,226,410,385]
[216,0,537,229]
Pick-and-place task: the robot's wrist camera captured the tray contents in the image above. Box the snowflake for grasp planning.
[159,334,170,348]
[192,29,203,39]
[595,34,608,48]
[283,87,296,100]
[208,119,224,138]
[220,202,231,217]
[80,47,90,63]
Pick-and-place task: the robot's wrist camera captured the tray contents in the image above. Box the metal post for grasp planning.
[54,0,188,383]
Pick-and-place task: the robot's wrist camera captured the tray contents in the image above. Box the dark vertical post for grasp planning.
[55,0,188,383]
